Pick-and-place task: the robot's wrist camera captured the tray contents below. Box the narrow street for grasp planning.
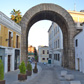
[27,64,60,84]
[4,63,84,84]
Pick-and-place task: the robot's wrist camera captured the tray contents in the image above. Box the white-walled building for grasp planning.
[0,11,21,73]
[48,22,63,66]
[75,22,84,73]
[38,46,49,63]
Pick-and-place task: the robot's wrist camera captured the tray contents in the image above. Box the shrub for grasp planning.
[0,59,4,80]
[19,61,26,74]
[27,62,32,71]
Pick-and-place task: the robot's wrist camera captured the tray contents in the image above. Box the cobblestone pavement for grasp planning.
[4,63,84,84]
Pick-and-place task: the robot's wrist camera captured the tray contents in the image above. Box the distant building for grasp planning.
[28,45,35,59]
[0,11,21,73]
[38,46,49,63]
[48,22,63,66]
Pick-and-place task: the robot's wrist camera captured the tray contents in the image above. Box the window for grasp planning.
[58,54,60,61]
[0,56,2,60]
[16,35,19,48]
[42,58,45,60]
[75,39,78,47]
[43,50,45,54]
[9,32,11,47]
[47,50,49,54]
[49,54,52,58]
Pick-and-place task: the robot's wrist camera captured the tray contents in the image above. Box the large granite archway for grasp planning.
[20,3,76,69]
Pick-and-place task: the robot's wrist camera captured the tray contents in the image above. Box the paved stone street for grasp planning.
[27,64,60,84]
[4,63,84,84]
[4,63,42,84]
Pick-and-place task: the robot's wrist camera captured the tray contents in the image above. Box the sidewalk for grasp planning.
[4,63,42,84]
[51,64,84,84]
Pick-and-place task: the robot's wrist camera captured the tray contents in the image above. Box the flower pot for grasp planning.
[0,80,5,84]
[33,69,38,73]
[18,74,27,81]
[26,71,32,76]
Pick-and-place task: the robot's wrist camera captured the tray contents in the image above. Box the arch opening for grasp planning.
[20,3,76,69]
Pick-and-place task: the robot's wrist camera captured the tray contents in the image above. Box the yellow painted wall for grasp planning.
[40,48,49,63]
[0,24,21,48]
[41,57,48,63]
[68,10,84,23]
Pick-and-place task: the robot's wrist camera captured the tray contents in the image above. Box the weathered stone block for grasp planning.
[70,81,81,84]
[65,74,74,81]
[61,71,67,77]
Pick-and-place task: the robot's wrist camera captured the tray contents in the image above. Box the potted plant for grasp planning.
[18,61,27,81]
[33,62,38,73]
[26,62,32,76]
[0,59,5,84]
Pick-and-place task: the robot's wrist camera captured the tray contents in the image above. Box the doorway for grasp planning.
[8,55,11,72]
[77,58,80,71]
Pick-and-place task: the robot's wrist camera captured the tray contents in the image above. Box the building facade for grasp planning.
[48,22,63,66]
[75,23,84,73]
[38,46,49,63]
[48,10,84,66]
[0,11,21,73]
[28,45,35,59]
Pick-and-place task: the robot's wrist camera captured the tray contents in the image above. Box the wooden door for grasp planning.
[8,55,11,72]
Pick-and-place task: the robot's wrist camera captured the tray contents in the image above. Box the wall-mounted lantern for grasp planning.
[6,32,13,41]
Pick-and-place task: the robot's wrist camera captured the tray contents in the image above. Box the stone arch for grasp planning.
[20,3,76,69]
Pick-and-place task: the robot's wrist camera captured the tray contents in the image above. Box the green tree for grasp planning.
[34,47,38,56]
[0,59,4,80]
[10,9,22,24]
[34,47,38,62]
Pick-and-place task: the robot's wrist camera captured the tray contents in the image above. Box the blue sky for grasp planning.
[0,0,83,17]
[0,0,84,49]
